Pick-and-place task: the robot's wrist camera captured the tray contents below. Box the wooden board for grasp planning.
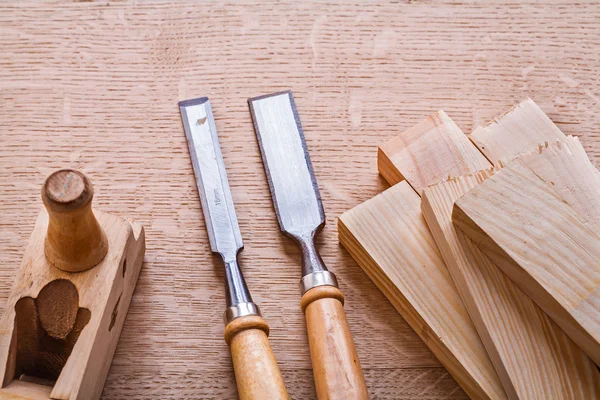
[378,110,489,192]
[340,112,506,398]
[338,181,506,400]
[1,1,599,398]
[453,150,600,365]
[422,169,600,399]
[469,99,567,164]
[379,100,599,398]
[510,136,600,228]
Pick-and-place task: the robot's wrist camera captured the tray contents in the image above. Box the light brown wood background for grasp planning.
[0,1,598,399]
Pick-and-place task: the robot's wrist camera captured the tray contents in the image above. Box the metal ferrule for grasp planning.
[296,233,339,294]
[222,257,260,325]
[223,259,253,308]
[300,270,338,295]
[224,302,261,325]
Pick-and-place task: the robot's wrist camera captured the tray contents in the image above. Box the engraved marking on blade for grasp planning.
[181,100,242,259]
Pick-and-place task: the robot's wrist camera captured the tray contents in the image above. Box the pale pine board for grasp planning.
[508,136,600,228]
[378,110,489,193]
[422,170,600,399]
[340,112,506,398]
[339,181,506,400]
[380,98,599,398]
[416,105,600,397]
[453,155,600,365]
[340,102,599,398]
[0,1,599,398]
[469,99,567,164]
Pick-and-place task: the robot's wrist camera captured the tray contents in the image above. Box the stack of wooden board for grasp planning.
[339,99,600,399]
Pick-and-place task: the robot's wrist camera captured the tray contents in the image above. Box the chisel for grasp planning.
[249,91,368,399]
[179,97,288,400]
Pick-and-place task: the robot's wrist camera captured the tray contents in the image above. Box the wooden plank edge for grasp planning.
[422,168,600,399]
[338,183,506,400]
[452,156,600,366]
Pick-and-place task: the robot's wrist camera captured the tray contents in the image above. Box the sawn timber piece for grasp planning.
[0,209,145,400]
[422,167,600,399]
[338,181,505,400]
[453,152,600,366]
[506,136,600,229]
[384,101,598,399]
[340,111,506,399]
[339,101,580,399]
[469,98,566,164]
[415,106,600,396]
[377,110,489,192]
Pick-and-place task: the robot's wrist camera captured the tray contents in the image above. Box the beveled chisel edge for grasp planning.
[178,96,209,108]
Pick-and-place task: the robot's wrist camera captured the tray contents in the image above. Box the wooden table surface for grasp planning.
[1,1,598,399]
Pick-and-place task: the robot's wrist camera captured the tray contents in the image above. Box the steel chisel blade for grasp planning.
[179,97,242,261]
[248,91,368,397]
[249,91,325,238]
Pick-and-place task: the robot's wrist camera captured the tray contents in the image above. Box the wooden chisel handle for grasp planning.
[224,315,289,400]
[301,285,369,400]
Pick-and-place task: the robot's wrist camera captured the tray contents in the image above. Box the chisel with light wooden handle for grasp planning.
[249,91,369,400]
[179,97,288,400]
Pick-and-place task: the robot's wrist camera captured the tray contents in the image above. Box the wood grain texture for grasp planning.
[453,155,600,365]
[469,98,567,164]
[301,286,368,400]
[0,1,599,398]
[224,316,288,400]
[422,170,600,399]
[1,380,52,400]
[339,181,506,400]
[414,107,600,398]
[228,329,287,400]
[377,101,598,398]
[42,169,109,273]
[378,110,489,191]
[341,110,524,397]
[511,136,600,228]
[0,208,145,400]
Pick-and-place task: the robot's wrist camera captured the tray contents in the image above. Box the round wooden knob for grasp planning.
[42,169,108,272]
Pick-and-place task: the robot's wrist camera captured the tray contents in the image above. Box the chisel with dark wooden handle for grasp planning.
[249,91,369,400]
[179,97,288,400]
